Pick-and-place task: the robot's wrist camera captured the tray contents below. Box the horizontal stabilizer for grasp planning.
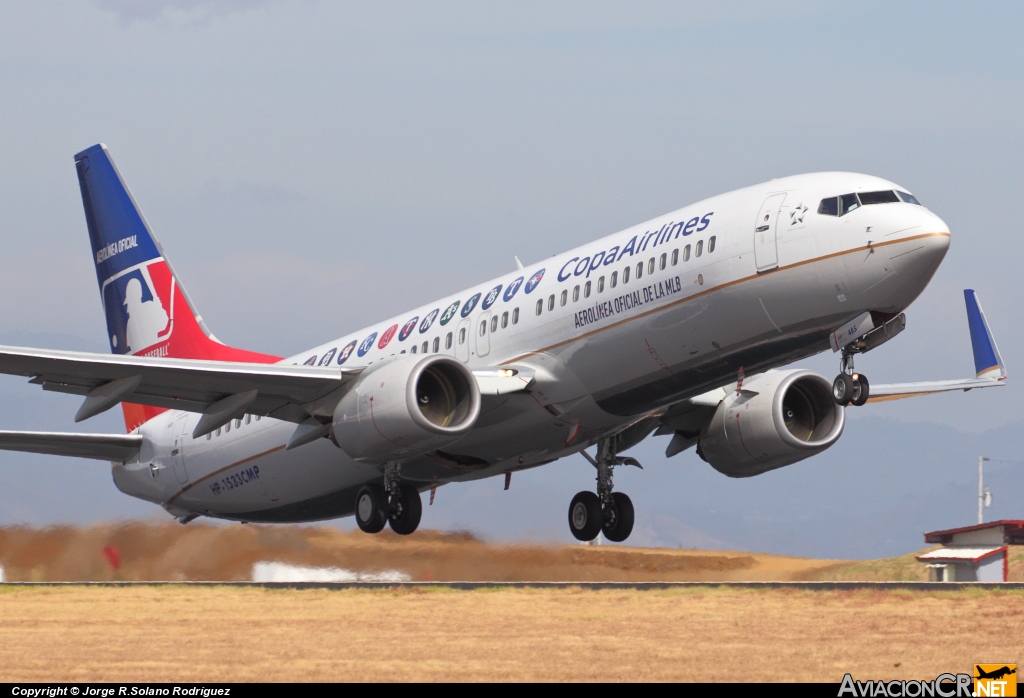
[0,430,143,462]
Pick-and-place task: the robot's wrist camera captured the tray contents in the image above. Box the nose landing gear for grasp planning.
[569,440,640,543]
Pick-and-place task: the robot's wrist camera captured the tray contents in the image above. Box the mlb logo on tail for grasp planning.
[101,260,173,356]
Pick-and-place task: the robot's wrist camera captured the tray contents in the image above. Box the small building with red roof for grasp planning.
[917,520,1024,582]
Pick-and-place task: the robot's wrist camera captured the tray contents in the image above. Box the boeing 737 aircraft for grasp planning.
[0,145,1006,542]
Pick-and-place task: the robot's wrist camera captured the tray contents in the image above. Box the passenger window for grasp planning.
[696,240,703,257]
[610,271,618,288]
[840,193,859,215]
[216,427,222,436]
[818,197,839,216]
[411,345,417,354]
[245,414,251,425]
[548,294,555,311]
[225,422,231,433]
[648,258,655,274]
[512,307,519,324]
[708,236,716,253]
[490,316,498,332]
[459,328,466,344]
[206,432,211,440]
[659,253,667,270]
[622,266,630,283]
[671,249,678,266]
[584,281,591,298]
[597,276,605,293]
[536,299,543,316]
[432,337,440,353]
[636,262,643,279]
[572,286,579,302]
[501,311,508,328]
[445,333,452,350]
[479,320,486,337]
[683,244,691,262]
[560,290,567,306]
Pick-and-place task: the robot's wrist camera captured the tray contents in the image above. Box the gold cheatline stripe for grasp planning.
[501,232,949,365]
[167,444,286,505]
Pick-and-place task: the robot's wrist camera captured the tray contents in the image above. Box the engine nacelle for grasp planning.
[331,354,481,463]
[698,369,845,478]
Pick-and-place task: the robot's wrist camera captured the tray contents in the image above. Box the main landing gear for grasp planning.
[355,462,422,535]
[832,347,870,407]
[569,440,641,543]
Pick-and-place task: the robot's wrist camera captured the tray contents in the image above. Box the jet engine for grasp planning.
[697,369,845,478]
[331,354,481,463]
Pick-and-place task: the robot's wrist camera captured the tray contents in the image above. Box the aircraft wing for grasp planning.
[867,289,1006,402]
[0,345,356,434]
[658,289,1005,457]
[0,430,143,462]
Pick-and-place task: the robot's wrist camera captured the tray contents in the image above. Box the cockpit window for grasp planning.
[819,189,920,217]
[859,190,900,205]
[840,193,859,215]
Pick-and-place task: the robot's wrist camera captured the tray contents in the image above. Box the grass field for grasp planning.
[1,585,1021,682]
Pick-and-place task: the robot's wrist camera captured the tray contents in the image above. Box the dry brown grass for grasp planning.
[0,522,851,582]
[1,586,1022,682]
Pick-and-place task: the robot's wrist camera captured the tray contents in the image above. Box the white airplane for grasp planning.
[0,145,1006,542]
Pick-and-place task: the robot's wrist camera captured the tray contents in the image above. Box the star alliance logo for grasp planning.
[790,202,808,225]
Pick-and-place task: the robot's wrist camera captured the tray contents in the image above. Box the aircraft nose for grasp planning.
[884,210,950,283]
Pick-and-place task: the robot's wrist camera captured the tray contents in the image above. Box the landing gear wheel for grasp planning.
[850,374,870,407]
[568,491,602,542]
[832,373,854,406]
[602,491,635,543]
[355,484,387,534]
[388,484,422,535]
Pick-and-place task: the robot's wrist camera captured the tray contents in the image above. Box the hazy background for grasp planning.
[0,1,1021,558]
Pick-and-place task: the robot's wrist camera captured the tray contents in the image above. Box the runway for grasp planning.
[5,580,1024,589]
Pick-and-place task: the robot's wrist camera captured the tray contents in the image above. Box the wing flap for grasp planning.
[0,430,143,462]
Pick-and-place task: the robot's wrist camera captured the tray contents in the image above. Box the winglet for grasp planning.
[964,289,1006,379]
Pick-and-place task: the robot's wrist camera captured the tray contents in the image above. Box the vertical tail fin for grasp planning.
[74,144,280,430]
[964,289,1006,380]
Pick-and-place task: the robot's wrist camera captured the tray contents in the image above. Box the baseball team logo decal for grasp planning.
[318,348,337,366]
[399,317,418,341]
[337,340,357,365]
[503,276,524,302]
[482,284,502,310]
[378,324,398,349]
[358,332,377,357]
[461,293,481,318]
[419,309,439,333]
[525,268,545,294]
[440,301,460,326]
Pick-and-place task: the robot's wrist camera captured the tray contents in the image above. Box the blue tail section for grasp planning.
[964,289,1005,379]
[74,144,281,431]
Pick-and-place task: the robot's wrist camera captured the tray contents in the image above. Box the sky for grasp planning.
[0,1,1021,558]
